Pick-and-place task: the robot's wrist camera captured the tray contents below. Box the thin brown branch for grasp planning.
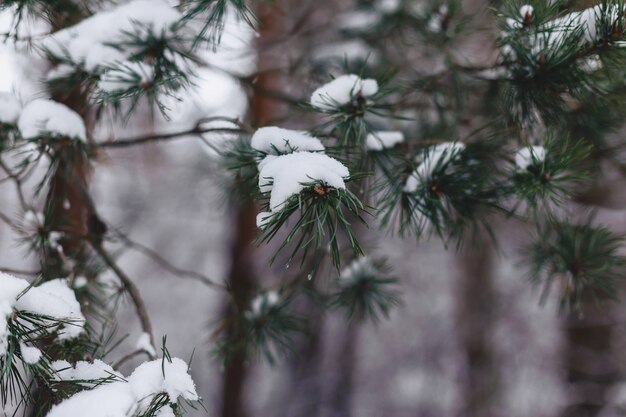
[0,267,41,276]
[112,348,151,369]
[96,116,250,148]
[110,227,227,290]
[0,211,17,228]
[0,157,29,209]
[91,242,156,359]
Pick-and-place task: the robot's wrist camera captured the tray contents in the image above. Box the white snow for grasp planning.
[136,332,156,357]
[52,359,122,384]
[46,65,78,82]
[0,302,11,356]
[73,276,88,289]
[580,54,603,73]
[22,210,44,234]
[506,5,534,29]
[545,5,614,44]
[427,5,449,33]
[310,74,379,110]
[251,127,325,155]
[258,152,350,211]
[404,142,465,193]
[339,256,375,287]
[46,358,198,417]
[515,145,546,171]
[0,273,86,356]
[338,10,382,32]
[16,278,86,340]
[0,92,21,125]
[520,5,534,19]
[128,358,199,405]
[256,211,272,228]
[84,46,126,73]
[0,274,28,354]
[98,62,155,93]
[503,4,625,61]
[46,381,138,417]
[17,99,87,141]
[377,0,402,14]
[43,0,182,72]
[156,405,176,417]
[20,343,42,364]
[312,39,380,65]
[366,131,405,151]
[248,291,280,317]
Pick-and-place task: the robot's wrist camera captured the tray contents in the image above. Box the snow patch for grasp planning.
[0,92,21,125]
[0,274,86,356]
[339,256,376,287]
[366,131,404,151]
[247,291,280,318]
[43,0,181,71]
[404,143,465,193]
[136,332,156,357]
[251,127,324,155]
[515,145,546,171]
[258,152,350,211]
[17,99,86,141]
[52,359,122,384]
[20,343,42,365]
[128,358,199,406]
[98,62,155,93]
[46,358,198,417]
[310,74,379,110]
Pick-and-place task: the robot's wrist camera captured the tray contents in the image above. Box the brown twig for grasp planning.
[96,116,250,148]
[0,267,41,276]
[91,242,157,359]
[0,157,29,210]
[112,348,151,369]
[110,227,227,290]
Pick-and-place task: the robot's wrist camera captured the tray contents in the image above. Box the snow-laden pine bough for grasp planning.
[0,273,201,417]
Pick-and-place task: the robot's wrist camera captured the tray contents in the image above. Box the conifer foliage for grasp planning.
[1,0,626,415]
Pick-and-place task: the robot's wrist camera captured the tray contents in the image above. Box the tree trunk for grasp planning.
[562,300,617,417]
[327,321,358,417]
[220,2,286,416]
[456,235,497,417]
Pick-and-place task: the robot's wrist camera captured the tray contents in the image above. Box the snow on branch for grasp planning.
[250,127,325,155]
[310,74,379,111]
[403,142,465,193]
[46,357,199,417]
[258,152,350,214]
[0,273,86,356]
[17,99,87,141]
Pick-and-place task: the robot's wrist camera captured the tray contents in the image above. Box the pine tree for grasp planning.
[2,0,626,416]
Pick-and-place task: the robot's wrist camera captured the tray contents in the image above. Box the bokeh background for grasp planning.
[2,1,626,417]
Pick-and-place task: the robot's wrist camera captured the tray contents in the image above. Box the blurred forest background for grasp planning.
[2,0,626,417]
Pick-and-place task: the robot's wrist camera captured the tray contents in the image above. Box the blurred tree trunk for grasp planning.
[327,321,358,417]
[220,2,286,417]
[283,309,325,417]
[456,234,498,417]
[43,3,98,280]
[220,201,257,417]
[562,299,617,417]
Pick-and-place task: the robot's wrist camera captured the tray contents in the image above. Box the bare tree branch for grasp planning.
[96,116,251,148]
[91,242,157,359]
[110,227,227,290]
